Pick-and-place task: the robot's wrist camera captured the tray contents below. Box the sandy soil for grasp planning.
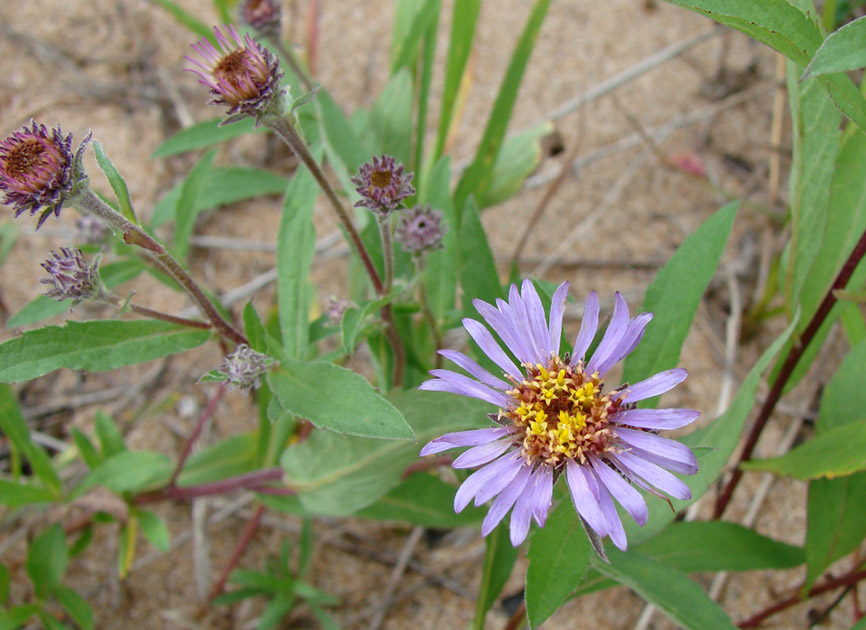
[1,0,861,628]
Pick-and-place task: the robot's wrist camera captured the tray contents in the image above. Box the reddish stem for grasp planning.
[135,467,284,503]
[738,568,866,628]
[207,503,266,602]
[715,226,866,518]
[168,383,227,486]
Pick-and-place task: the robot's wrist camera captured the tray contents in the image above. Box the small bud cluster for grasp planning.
[217,344,274,392]
[395,205,446,255]
[40,248,103,306]
[0,121,89,229]
[325,295,352,326]
[240,0,282,41]
[351,155,415,215]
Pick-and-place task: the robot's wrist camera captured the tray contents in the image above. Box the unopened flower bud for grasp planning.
[185,24,284,121]
[0,121,89,229]
[350,155,415,215]
[395,205,446,255]
[217,344,274,391]
[325,295,352,326]
[240,0,282,41]
[40,247,103,306]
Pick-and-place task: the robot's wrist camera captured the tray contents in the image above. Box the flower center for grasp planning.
[370,169,392,188]
[215,50,255,88]
[5,140,48,177]
[503,355,623,468]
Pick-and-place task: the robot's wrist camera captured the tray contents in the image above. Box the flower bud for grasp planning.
[350,155,415,215]
[40,247,103,306]
[217,344,274,391]
[240,0,282,41]
[395,205,446,255]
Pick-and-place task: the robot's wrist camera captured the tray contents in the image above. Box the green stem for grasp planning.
[378,214,395,295]
[270,38,315,93]
[74,189,247,346]
[415,256,443,368]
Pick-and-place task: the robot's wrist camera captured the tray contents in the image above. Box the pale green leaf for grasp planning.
[804,16,866,78]
[474,522,519,630]
[26,524,68,598]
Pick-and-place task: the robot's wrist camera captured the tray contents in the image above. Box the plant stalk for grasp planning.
[135,467,284,503]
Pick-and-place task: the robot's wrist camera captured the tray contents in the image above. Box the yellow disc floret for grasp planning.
[503,355,624,468]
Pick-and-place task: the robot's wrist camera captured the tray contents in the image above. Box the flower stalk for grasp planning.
[135,467,285,503]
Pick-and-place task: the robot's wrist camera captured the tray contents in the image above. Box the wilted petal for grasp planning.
[590,455,648,526]
[438,349,510,391]
[481,464,532,536]
[618,368,687,403]
[419,427,510,456]
[612,408,699,431]
[453,438,514,468]
[566,460,607,537]
[571,291,599,366]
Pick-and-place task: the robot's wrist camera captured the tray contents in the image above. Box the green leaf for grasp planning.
[369,69,413,164]
[94,411,124,459]
[173,150,216,261]
[742,420,866,479]
[268,360,412,439]
[281,390,487,516]
[0,605,40,629]
[784,61,842,312]
[80,450,173,494]
[595,549,737,630]
[277,162,318,359]
[473,522,519,630]
[176,433,259,486]
[0,222,18,267]
[92,140,137,224]
[315,89,369,178]
[804,15,866,78]
[525,501,592,628]
[804,340,866,589]
[7,259,146,329]
[356,473,486,527]
[851,616,866,630]
[242,301,267,353]
[435,0,482,159]
[459,196,502,311]
[135,509,171,552]
[622,202,737,394]
[340,295,393,355]
[419,156,457,320]
[0,384,61,493]
[0,480,56,508]
[0,564,8,604]
[150,165,289,228]
[479,122,552,208]
[152,117,263,158]
[637,521,804,572]
[0,320,211,383]
[26,524,68,598]
[53,585,94,630]
[390,0,439,73]
[150,0,213,41]
[625,314,799,546]
[453,0,550,216]
[38,612,72,630]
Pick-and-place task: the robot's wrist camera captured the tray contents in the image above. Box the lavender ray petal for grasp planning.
[438,349,511,391]
[625,445,698,476]
[509,479,536,546]
[565,460,608,536]
[613,451,692,500]
[481,465,532,536]
[530,466,554,526]
[611,408,700,430]
[521,279,553,360]
[571,291,599,366]
[462,318,522,379]
[597,482,628,551]
[617,368,688,403]
[590,455,648,526]
[474,300,534,367]
[420,374,510,408]
[494,298,534,362]
[616,427,698,474]
[508,284,543,364]
[453,438,515,469]
[587,292,629,374]
[454,453,522,512]
[419,427,510,456]
[593,312,653,376]
[547,282,569,357]
[473,453,526,506]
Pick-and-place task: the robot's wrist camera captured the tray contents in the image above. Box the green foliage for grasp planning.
[150,0,214,41]
[0,384,61,492]
[152,118,264,158]
[804,15,866,77]
[473,522,519,630]
[172,150,216,261]
[370,69,414,164]
[26,525,68,599]
[92,141,137,225]
[0,320,211,383]
[177,433,259,486]
[459,197,502,313]
[80,451,174,494]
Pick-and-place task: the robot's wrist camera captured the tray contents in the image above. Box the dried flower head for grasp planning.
[419,281,699,549]
[0,121,89,229]
[395,205,445,254]
[240,0,282,40]
[76,215,110,245]
[350,155,415,214]
[325,295,352,326]
[217,344,274,391]
[185,25,284,120]
[40,247,103,306]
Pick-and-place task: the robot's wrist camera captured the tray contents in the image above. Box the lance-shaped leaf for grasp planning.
[0,320,211,383]
[803,16,866,79]
[474,522,519,630]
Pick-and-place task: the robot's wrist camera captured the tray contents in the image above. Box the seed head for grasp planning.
[0,121,89,229]
[185,25,284,120]
[217,344,274,391]
[350,155,415,214]
[240,0,282,41]
[395,205,445,255]
[40,247,103,306]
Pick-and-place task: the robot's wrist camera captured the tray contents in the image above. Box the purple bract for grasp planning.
[350,155,415,214]
[395,205,445,255]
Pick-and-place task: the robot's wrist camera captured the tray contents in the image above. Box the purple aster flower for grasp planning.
[217,344,275,391]
[419,281,699,549]
[350,155,415,214]
[240,0,282,41]
[185,25,284,120]
[40,247,104,306]
[0,121,89,229]
[395,205,446,255]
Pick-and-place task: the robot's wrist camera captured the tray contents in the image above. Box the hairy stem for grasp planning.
[715,226,866,517]
[169,383,227,486]
[378,214,395,296]
[75,189,247,346]
[100,291,212,330]
[135,467,284,503]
